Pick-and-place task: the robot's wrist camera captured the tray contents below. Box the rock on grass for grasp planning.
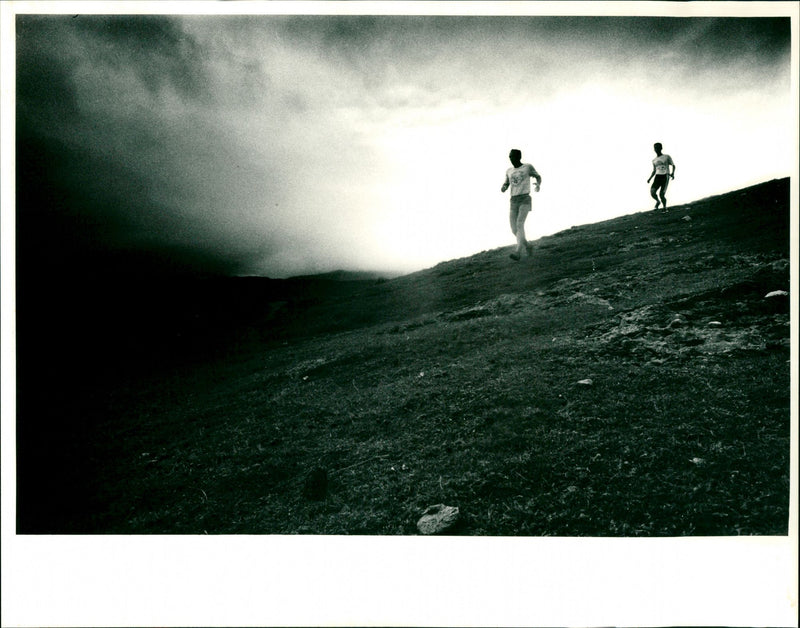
[417,504,460,534]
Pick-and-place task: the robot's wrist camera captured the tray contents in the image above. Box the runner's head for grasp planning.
[653,142,663,154]
[509,149,522,167]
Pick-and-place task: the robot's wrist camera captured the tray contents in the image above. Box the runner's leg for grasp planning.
[660,176,670,208]
[508,201,521,259]
[650,182,660,208]
[515,199,531,256]
[509,204,519,237]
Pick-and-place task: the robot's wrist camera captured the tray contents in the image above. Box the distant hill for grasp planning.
[286,269,402,282]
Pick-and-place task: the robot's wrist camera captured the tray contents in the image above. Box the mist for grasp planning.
[15,13,793,278]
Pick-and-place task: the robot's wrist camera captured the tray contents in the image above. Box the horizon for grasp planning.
[8,7,795,279]
[261,175,789,280]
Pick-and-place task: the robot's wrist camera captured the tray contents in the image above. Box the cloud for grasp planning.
[17,15,275,275]
[15,14,792,279]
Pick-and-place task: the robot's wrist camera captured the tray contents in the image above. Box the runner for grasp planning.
[647,142,676,209]
[500,148,541,261]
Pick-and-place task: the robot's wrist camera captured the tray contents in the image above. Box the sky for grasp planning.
[11,8,796,279]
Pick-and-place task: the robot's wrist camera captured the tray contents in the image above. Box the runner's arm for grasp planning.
[500,174,509,193]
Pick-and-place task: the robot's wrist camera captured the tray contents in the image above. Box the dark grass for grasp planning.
[15,178,791,534]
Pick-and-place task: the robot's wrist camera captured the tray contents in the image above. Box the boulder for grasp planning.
[417,504,460,535]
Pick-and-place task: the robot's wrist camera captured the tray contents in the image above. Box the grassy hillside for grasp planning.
[16,178,791,534]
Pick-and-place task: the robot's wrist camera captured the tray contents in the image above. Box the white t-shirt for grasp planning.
[505,163,540,196]
[652,154,674,175]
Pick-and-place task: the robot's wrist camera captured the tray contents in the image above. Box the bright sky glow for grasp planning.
[9,6,796,279]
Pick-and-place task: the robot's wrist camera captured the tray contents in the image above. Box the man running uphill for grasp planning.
[647,142,676,209]
[501,148,541,261]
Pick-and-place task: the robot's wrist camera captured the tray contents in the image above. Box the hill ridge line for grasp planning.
[271,177,787,346]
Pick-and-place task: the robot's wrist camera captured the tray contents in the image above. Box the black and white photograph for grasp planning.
[2,1,797,626]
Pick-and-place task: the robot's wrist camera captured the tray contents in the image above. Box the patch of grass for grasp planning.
[16,179,791,535]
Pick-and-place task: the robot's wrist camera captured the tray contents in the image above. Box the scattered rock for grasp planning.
[569,291,614,310]
[303,467,328,501]
[765,290,788,298]
[770,259,790,272]
[577,379,593,386]
[417,504,460,535]
[447,306,492,321]
[708,321,723,326]
[682,215,692,222]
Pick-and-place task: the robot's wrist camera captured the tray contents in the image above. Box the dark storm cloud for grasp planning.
[16,15,207,116]
[625,17,789,59]
[269,15,790,65]
[15,15,255,276]
[74,15,207,98]
[14,13,792,279]
[266,15,790,107]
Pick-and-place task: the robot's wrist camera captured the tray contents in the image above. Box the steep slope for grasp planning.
[261,178,789,341]
[15,178,791,535]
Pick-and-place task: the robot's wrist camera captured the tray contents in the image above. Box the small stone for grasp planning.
[708,321,723,326]
[417,504,460,535]
[682,215,692,222]
[577,379,593,385]
[765,290,788,298]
